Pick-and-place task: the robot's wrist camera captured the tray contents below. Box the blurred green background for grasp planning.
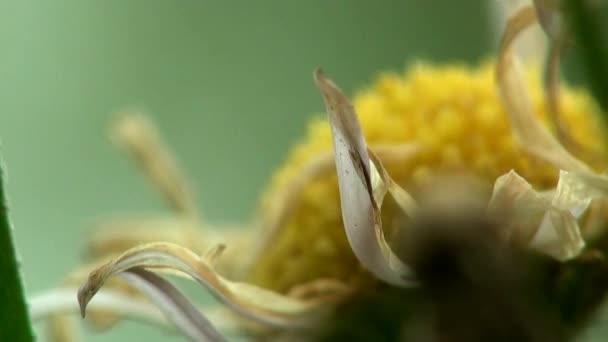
[0,0,605,341]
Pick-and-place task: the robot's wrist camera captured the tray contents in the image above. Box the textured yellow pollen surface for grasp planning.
[247,62,607,293]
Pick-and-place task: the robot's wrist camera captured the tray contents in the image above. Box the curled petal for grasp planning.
[496,5,588,172]
[488,170,550,244]
[30,288,166,325]
[368,149,417,216]
[313,69,416,287]
[496,6,608,193]
[489,170,594,260]
[490,0,547,63]
[77,243,328,329]
[497,2,589,171]
[249,143,420,274]
[535,1,583,157]
[119,268,226,342]
[30,287,241,339]
[530,208,583,260]
[111,112,198,216]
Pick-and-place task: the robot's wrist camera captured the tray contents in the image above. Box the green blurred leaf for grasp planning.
[0,162,35,341]
[563,0,608,112]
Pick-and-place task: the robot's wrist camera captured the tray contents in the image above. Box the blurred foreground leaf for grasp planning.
[0,162,34,341]
[564,0,608,112]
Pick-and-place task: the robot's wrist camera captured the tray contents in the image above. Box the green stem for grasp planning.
[0,163,35,341]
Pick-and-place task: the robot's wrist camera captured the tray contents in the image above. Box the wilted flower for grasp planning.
[29,2,608,341]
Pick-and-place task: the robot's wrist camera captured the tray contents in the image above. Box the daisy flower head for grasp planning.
[29,1,608,341]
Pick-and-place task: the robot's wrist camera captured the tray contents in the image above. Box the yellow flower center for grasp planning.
[247,62,607,293]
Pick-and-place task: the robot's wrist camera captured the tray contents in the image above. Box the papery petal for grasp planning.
[496,6,608,193]
[530,208,583,260]
[488,170,550,244]
[31,288,165,325]
[368,149,417,216]
[313,69,416,287]
[490,0,547,63]
[77,243,329,329]
[532,0,581,156]
[31,287,241,341]
[497,6,589,172]
[249,143,420,274]
[111,112,198,216]
[119,268,227,342]
[488,170,594,260]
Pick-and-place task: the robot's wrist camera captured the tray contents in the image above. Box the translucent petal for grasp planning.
[496,6,608,193]
[489,0,547,63]
[30,287,239,335]
[111,112,199,216]
[249,143,420,274]
[489,170,595,260]
[497,6,588,172]
[119,268,227,342]
[31,288,165,324]
[77,243,329,329]
[313,69,416,287]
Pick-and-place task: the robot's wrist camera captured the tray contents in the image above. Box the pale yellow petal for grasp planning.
[78,243,331,329]
[488,170,595,260]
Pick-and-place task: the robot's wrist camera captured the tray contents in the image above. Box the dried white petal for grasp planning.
[30,288,166,324]
[489,170,595,260]
[497,8,589,173]
[249,143,420,275]
[368,150,417,216]
[497,6,608,195]
[111,112,198,216]
[314,69,416,287]
[119,268,227,342]
[77,243,329,330]
[30,287,240,336]
[490,0,547,63]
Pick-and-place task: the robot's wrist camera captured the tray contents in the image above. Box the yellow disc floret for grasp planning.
[247,62,607,293]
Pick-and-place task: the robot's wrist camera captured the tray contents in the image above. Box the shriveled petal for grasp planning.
[532,0,582,157]
[497,6,589,172]
[248,143,420,274]
[490,0,547,63]
[496,6,608,194]
[488,170,550,244]
[31,288,166,324]
[313,69,416,287]
[77,243,329,329]
[111,112,199,217]
[30,287,240,338]
[368,149,417,216]
[488,170,595,260]
[119,268,226,342]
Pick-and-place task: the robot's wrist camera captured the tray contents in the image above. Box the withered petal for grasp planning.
[77,242,328,330]
[314,69,416,287]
